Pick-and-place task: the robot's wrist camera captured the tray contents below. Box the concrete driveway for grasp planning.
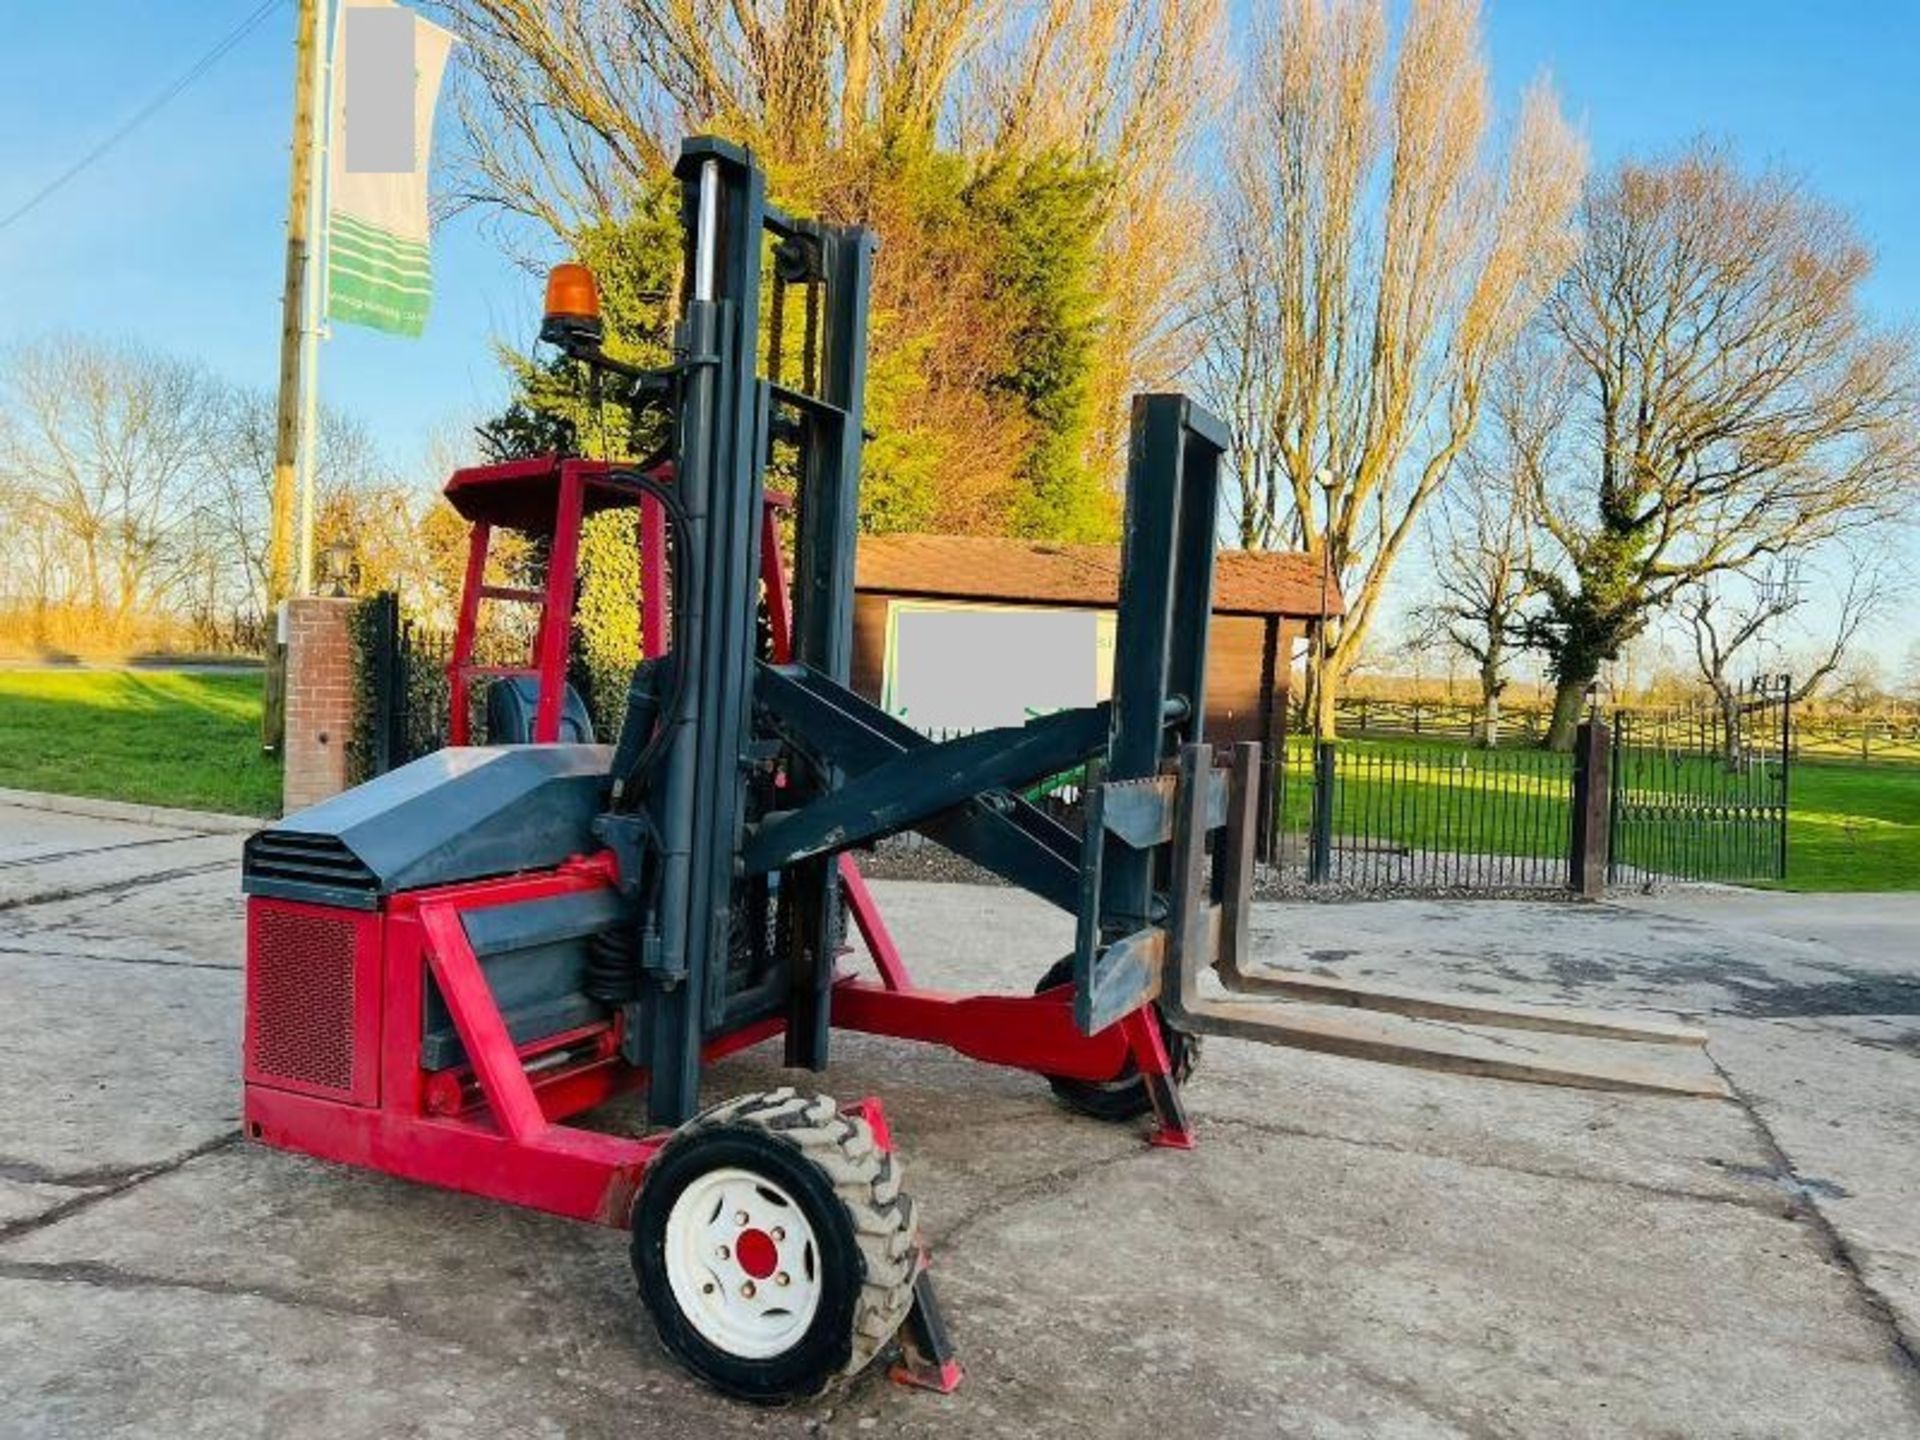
[1,792,1916,1438]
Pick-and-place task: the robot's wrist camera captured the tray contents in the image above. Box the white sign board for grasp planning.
[881,601,1114,733]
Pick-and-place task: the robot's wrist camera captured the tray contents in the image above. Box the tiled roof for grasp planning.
[855,533,1343,618]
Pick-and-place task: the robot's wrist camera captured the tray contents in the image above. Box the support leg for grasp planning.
[839,857,912,991]
[891,1268,964,1394]
[1120,1008,1194,1150]
[845,1096,963,1394]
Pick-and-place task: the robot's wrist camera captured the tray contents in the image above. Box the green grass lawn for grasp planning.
[1768,760,1920,893]
[1275,738,1574,875]
[1282,735,1919,893]
[0,670,281,817]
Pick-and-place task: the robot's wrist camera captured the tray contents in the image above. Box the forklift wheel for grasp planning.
[631,1088,919,1403]
[1034,957,1200,1122]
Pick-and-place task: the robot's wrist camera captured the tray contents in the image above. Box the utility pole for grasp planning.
[264,0,322,752]
[1311,466,1335,743]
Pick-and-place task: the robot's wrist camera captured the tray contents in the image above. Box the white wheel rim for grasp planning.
[663,1166,823,1359]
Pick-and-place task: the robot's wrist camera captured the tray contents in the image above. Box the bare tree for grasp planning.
[1420,438,1536,746]
[1681,550,1896,766]
[963,1,1231,469]
[1520,144,1920,748]
[1899,639,1920,706]
[209,389,394,633]
[0,334,426,654]
[1828,655,1887,716]
[1197,0,1584,736]
[0,336,226,641]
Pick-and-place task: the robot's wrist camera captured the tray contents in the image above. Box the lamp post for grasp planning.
[319,536,359,598]
[1312,466,1336,745]
[1304,467,1338,884]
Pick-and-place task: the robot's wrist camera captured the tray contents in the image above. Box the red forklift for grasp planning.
[241,137,1720,1404]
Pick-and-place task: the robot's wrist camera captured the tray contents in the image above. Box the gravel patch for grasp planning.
[855,834,1738,903]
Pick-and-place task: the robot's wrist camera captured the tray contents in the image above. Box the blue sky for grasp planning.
[2,1,1916,660]
[0,0,536,476]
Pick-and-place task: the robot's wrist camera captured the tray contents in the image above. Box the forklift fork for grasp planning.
[1072,396,1727,1103]
[1080,740,1729,1100]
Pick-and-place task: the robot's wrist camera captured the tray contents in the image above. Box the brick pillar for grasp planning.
[283,597,357,814]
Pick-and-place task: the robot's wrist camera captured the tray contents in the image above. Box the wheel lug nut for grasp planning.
[771,1227,786,1242]
[716,1244,730,1261]
[775,1272,790,1287]
[735,1210,749,1226]
[741,1280,757,1298]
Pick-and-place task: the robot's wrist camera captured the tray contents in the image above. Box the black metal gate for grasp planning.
[349,591,455,782]
[1608,677,1791,884]
[1266,738,1579,892]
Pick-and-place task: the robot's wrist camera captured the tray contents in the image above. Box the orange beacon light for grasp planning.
[540,262,604,352]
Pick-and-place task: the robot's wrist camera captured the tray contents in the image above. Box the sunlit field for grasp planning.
[0,670,280,817]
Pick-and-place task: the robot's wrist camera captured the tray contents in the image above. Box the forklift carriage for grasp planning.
[241,137,1721,1404]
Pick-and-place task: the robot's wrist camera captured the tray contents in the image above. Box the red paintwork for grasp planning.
[641,492,668,659]
[845,1095,893,1153]
[736,1228,779,1279]
[890,1358,965,1395]
[246,861,667,1225]
[443,454,646,532]
[244,850,804,1226]
[246,450,1179,1256]
[243,899,384,1105]
[760,501,793,662]
[244,861,1145,1227]
[445,460,812,755]
[446,458,649,745]
[444,457,678,744]
[422,1019,620,1118]
[838,861,911,992]
[834,980,1131,1083]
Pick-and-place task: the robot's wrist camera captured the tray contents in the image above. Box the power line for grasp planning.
[0,0,288,235]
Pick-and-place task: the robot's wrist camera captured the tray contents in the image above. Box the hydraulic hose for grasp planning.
[607,465,695,809]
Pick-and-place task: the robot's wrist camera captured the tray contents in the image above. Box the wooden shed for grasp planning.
[850,533,1344,749]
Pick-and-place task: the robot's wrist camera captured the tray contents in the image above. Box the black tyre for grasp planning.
[1033,956,1199,1122]
[631,1088,918,1403]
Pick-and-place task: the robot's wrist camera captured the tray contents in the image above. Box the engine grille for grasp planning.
[249,907,361,1094]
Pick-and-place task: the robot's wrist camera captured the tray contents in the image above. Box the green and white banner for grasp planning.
[324,0,456,337]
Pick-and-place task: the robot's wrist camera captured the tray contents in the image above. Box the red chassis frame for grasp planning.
[243,856,1180,1228]
[246,457,1188,1241]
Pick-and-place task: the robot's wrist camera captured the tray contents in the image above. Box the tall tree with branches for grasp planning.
[433,0,1224,534]
[1520,144,1920,748]
[1198,0,1584,736]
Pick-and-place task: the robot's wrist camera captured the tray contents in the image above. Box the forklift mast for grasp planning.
[610,139,879,1122]
[600,139,1248,1130]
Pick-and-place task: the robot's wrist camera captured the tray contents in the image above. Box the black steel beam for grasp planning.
[743,701,1108,885]
[753,664,1088,909]
[778,221,873,1071]
[1075,394,1230,1034]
